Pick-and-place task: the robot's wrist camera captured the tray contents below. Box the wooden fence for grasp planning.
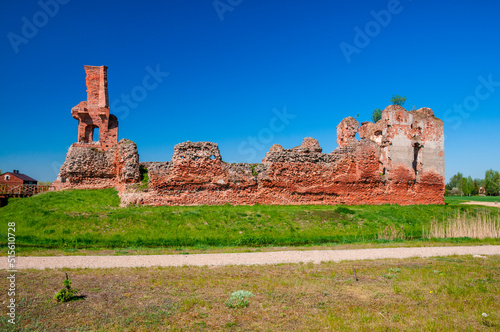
[0,184,54,197]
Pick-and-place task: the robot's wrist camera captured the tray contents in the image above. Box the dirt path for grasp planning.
[3,245,499,270]
[461,201,500,208]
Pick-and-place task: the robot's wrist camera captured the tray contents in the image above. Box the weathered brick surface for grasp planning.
[337,116,359,148]
[59,66,445,205]
[57,66,139,189]
[71,66,118,151]
[140,111,444,206]
[59,139,140,189]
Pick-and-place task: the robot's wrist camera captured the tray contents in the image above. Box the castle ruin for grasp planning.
[71,65,118,150]
[58,66,445,205]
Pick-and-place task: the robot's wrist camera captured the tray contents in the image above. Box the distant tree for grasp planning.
[473,178,483,195]
[0,169,2,174]
[38,181,53,186]
[390,95,407,106]
[446,172,464,195]
[484,169,500,195]
[462,176,475,196]
[371,108,382,122]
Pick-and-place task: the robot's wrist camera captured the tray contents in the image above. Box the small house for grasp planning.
[0,170,38,185]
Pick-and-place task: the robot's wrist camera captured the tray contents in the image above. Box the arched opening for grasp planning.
[93,126,100,142]
[84,125,100,143]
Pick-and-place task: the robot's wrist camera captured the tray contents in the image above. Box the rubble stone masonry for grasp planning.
[58,66,445,206]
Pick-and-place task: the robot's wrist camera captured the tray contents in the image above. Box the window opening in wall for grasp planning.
[93,127,100,142]
[412,143,421,176]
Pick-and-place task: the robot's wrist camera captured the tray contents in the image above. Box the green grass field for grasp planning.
[1,255,498,331]
[1,189,499,254]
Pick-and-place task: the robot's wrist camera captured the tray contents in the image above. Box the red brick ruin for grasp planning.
[58,66,445,205]
[71,66,118,150]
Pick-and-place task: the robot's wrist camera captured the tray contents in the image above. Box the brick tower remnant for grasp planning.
[56,66,140,190]
[71,65,118,150]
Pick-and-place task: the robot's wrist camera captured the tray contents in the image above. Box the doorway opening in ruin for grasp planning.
[412,143,421,176]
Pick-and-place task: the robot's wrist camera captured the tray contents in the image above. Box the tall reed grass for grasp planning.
[378,224,406,240]
[424,210,500,239]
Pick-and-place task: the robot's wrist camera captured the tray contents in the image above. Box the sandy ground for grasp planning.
[3,245,499,270]
[461,201,500,208]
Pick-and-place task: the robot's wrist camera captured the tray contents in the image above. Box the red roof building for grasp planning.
[0,170,38,185]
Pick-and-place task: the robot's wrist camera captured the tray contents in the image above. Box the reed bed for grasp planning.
[424,210,500,239]
[378,224,406,240]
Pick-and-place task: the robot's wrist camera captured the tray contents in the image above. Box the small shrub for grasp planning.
[390,94,407,106]
[53,273,77,302]
[251,165,258,177]
[225,290,254,308]
[372,108,382,122]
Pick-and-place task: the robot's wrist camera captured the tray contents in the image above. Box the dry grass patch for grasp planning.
[425,211,500,239]
[378,224,406,240]
[1,255,499,331]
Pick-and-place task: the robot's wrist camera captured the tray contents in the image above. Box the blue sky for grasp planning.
[0,0,499,182]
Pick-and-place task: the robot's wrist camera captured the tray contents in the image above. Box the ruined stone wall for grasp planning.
[56,66,140,190]
[359,105,445,183]
[59,65,444,205]
[138,106,444,206]
[58,139,140,189]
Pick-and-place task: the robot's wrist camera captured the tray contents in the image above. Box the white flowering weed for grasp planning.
[225,290,254,308]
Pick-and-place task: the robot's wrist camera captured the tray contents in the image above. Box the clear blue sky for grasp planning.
[1,0,499,182]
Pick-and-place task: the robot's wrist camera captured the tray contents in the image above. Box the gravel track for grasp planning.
[3,245,499,270]
[461,201,500,208]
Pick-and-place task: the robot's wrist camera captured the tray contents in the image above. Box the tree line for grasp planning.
[446,169,500,196]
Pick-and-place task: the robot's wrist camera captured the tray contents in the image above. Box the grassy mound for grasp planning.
[1,189,499,250]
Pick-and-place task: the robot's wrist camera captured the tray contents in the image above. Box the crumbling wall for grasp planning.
[59,140,140,189]
[60,66,444,205]
[146,142,258,202]
[57,66,139,190]
[359,105,445,183]
[137,105,444,206]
